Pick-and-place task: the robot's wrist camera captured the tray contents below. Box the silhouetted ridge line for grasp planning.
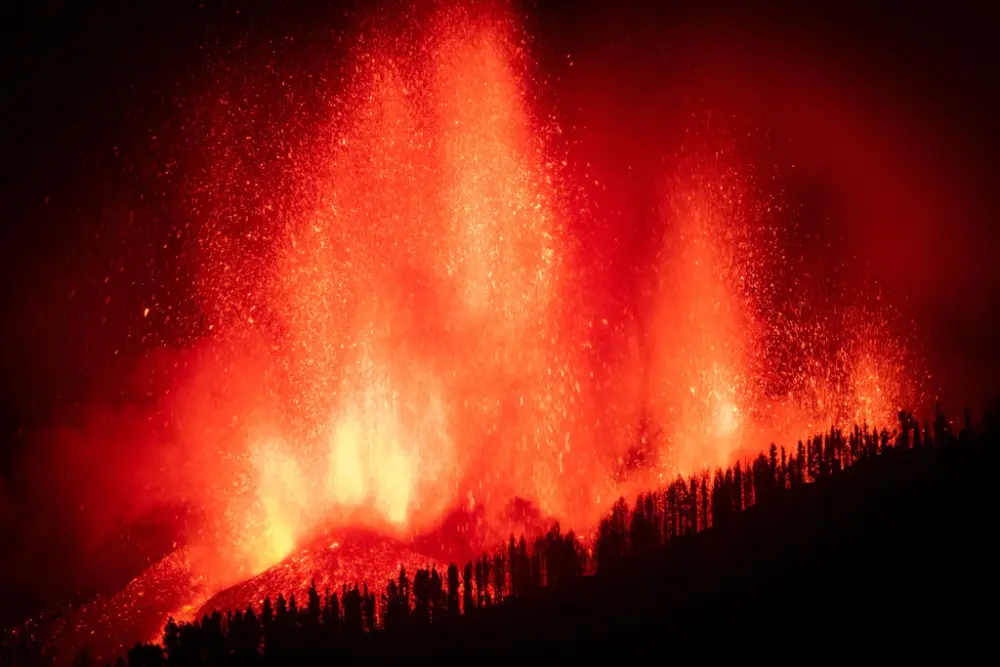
[6,403,997,666]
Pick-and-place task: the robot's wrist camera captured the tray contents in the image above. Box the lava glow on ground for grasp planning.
[6,2,926,663]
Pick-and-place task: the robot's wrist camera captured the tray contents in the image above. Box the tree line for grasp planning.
[5,402,995,667]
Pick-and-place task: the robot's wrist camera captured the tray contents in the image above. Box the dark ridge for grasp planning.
[363,430,996,658]
[8,406,988,665]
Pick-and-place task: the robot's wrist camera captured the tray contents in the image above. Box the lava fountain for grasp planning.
[173,1,595,590]
[7,2,928,664]
[633,135,922,484]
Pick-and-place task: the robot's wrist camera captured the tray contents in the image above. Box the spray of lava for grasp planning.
[17,2,925,662]
[618,135,921,490]
[160,2,921,587]
[168,2,597,587]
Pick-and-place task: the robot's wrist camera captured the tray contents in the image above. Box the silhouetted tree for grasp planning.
[508,534,519,598]
[363,583,377,633]
[596,497,629,569]
[321,588,340,643]
[413,569,431,625]
[688,477,699,533]
[447,563,460,617]
[662,483,677,540]
[628,496,657,554]
[898,410,912,449]
[261,596,274,632]
[240,605,261,662]
[791,441,802,486]
[961,408,975,447]
[86,403,995,667]
[700,473,710,529]
[383,580,405,632]
[711,469,727,528]
[481,554,492,605]
[306,580,321,629]
[531,543,543,589]
[807,436,820,479]
[935,403,953,446]
[127,641,164,667]
[163,618,180,666]
[343,585,364,638]
[492,550,507,602]
[275,594,287,622]
[429,568,444,623]
[779,446,788,489]
[474,559,485,608]
[463,562,474,613]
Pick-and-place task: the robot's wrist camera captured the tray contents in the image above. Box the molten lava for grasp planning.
[181,4,594,582]
[8,2,926,664]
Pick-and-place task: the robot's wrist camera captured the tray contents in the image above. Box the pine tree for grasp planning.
[508,534,519,598]
[306,579,321,628]
[447,563,460,616]
[463,562,475,613]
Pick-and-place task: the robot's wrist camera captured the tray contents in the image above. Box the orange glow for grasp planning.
[645,180,757,474]
[29,3,926,663]
[174,3,593,584]
[158,0,920,591]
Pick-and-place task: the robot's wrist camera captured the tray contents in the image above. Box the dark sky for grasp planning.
[1,0,998,457]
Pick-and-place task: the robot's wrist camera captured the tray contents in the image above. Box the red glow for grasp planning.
[9,3,928,663]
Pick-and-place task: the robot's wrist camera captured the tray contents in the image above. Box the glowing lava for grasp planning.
[175,2,591,588]
[7,2,926,664]
[632,141,921,483]
[115,0,922,599]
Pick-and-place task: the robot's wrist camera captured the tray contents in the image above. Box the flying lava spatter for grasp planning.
[16,2,925,663]
[141,1,607,596]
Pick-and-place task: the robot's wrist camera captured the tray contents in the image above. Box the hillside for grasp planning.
[7,422,995,666]
[357,437,997,659]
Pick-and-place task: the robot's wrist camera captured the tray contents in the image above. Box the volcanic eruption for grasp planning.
[4,2,928,664]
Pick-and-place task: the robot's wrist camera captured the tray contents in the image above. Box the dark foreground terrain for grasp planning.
[368,434,996,659]
[4,415,997,665]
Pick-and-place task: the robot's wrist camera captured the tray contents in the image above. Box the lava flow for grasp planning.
[6,1,926,664]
